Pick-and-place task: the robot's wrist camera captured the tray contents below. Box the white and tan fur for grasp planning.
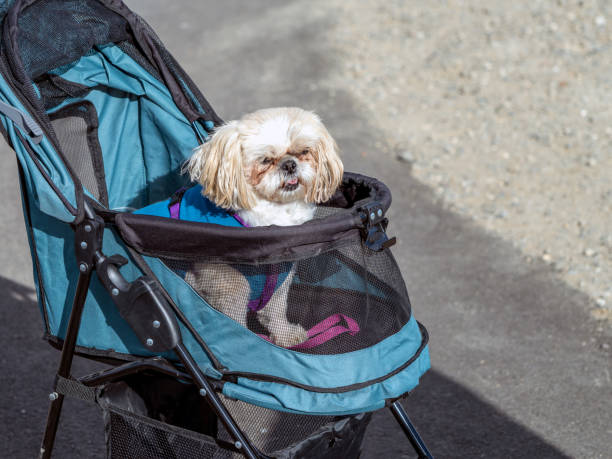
[185,107,343,347]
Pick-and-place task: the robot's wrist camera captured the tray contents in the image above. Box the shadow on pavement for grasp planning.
[0,274,567,459]
[0,276,104,459]
[364,370,570,458]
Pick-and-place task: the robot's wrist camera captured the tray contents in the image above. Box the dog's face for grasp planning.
[186,107,343,210]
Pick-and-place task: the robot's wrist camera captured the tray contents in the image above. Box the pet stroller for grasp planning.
[0,0,432,457]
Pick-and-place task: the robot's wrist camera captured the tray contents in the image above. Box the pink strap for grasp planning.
[291,314,360,350]
[257,314,360,349]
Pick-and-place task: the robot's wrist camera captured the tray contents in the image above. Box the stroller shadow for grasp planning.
[0,274,569,458]
[363,371,570,459]
[0,276,106,459]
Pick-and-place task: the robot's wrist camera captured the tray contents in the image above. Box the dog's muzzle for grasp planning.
[281,159,299,191]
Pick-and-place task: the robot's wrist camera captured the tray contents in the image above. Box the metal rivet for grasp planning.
[80,241,87,249]
[377,209,383,217]
[146,338,154,346]
[111,288,119,296]
[234,441,242,450]
[79,263,87,272]
[152,320,160,328]
[199,388,207,397]
[49,392,58,401]
[84,225,92,232]
[370,212,375,220]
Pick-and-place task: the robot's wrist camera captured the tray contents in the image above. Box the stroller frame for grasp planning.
[38,198,433,459]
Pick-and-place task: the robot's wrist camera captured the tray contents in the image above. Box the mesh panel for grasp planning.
[165,238,411,353]
[99,375,370,458]
[116,40,163,83]
[217,394,337,455]
[107,408,228,459]
[16,0,129,79]
[34,73,91,110]
[49,104,108,205]
[313,204,352,220]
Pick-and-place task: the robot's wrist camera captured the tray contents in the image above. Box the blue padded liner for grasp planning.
[134,184,242,226]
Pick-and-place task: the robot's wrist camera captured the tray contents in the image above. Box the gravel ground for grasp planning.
[317,0,612,323]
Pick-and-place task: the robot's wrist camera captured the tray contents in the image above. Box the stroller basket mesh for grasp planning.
[164,239,411,353]
[106,409,223,459]
[99,375,371,458]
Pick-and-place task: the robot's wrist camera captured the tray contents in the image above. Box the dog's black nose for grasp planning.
[281,159,297,174]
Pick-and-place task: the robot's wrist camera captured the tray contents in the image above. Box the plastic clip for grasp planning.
[0,100,43,144]
[359,202,397,251]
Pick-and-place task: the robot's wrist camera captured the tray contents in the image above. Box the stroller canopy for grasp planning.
[0,0,220,222]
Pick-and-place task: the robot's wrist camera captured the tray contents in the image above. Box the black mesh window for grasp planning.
[49,101,108,206]
[164,237,411,355]
[15,0,129,79]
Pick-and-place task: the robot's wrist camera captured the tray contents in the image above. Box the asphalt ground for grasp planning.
[0,1,610,458]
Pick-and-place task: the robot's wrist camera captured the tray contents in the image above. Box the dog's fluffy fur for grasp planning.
[185,107,343,347]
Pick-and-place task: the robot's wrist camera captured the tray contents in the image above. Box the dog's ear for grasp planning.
[185,122,255,210]
[307,124,343,204]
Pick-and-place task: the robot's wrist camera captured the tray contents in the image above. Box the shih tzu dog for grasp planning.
[185,107,343,347]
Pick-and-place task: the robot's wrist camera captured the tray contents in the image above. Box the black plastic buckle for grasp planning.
[359,202,397,251]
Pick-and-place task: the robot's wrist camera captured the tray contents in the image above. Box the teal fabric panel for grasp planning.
[144,256,428,390]
[134,197,171,218]
[222,347,430,415]
[46,44,206,210]
[18,186,47,327]
[25,204,217,371]
[28,202,142,349]
[0,75,77,222]
[221,382,383,416]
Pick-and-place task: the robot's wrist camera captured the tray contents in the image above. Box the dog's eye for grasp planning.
[299,149,309,156]
[261,157,272,165]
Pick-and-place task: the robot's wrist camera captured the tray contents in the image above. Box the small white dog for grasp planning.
[185,107,343,347]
